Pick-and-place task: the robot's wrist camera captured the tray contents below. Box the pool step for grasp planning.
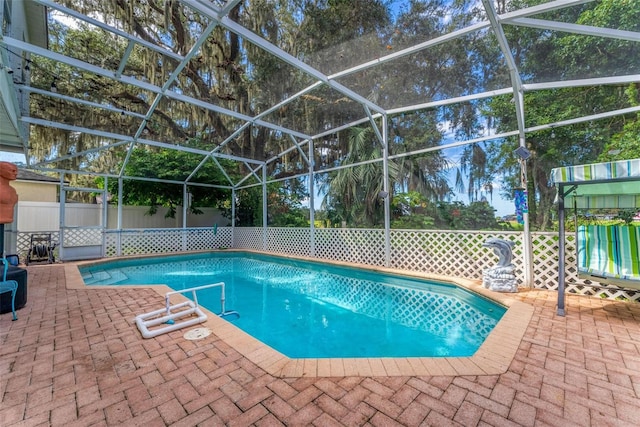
[82,270,129,285]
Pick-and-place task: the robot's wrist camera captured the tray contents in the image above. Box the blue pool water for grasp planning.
[80,252,506,358]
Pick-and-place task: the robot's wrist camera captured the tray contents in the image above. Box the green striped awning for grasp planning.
[550,159,640,209]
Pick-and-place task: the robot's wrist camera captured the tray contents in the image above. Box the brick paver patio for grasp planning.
[2,264,640,426]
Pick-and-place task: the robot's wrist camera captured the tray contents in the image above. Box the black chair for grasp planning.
[0,258,18,321]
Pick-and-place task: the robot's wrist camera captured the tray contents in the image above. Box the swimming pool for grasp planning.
[80,252,506,358]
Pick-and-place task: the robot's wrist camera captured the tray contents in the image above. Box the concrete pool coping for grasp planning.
[66,250,534,377]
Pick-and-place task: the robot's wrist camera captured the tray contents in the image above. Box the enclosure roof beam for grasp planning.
[118,142,137,182]
[499,0,596,20]
[525,105,640,133]
[388,88,513,115]
[243,102,640,187]
[308,73,640,142]
[20,116,265,165]
[27,166,233,189]
[18,85,147,120]
[388,130,520,161]
[185,140,239,187]
[384,104,640,162]
[219,0,243,17]
[185,154,232,186]
[506,18,640,42]
[311,117,373,140]
[251,81,325,125]
[389,73,640,116]
[34,139,132,168]
[364,105,384,147]
[209,156,236,187]
[288,134,310,167]
[482,0,526,145]
[329,21,490,81]
[115,41,136,78]
[210,122,252,157]
[34,0,184,62]
[115,174,233,189]
[523,74,640,91]
[266,136,311,165]
[327,2,594,82]
[235,162,264,188]
[122,19,220,177]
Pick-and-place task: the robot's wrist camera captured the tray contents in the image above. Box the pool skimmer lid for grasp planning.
[184,327,212,340]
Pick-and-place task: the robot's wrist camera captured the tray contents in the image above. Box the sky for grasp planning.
[0,151,25,163]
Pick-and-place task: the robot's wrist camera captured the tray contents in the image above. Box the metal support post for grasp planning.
[382,115,391,267]
[262,166,267,251]
[308,138,316,257]
[117,177,123,256]
[231,188,236,248]
[520,158,534,289]
[557,191,566,316]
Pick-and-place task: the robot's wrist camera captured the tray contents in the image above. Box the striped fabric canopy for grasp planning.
[550,158,640,209]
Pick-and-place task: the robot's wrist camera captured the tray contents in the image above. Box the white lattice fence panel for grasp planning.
[62,228,102,246]
[104,232,117,257]
[15,224,640,302]
[105,229,185,256]
[104,227,233,257]
[314,229,385,266]
[266,228,312,257]
[390,230,523,283]
[530,232,560,290]
[233,228,264,250]
[185,227,232,251]
[16,231,60,260]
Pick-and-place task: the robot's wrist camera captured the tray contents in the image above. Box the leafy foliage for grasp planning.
[435,201,502,231]
[320,127,396,227]
[483,0,640,230]
[390,191,435,229]
[105,147,232,218]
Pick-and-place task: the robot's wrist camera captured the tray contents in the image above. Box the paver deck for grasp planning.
[2,263,640,426]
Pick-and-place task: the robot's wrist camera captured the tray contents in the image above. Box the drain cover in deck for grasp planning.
[184,327,212,340]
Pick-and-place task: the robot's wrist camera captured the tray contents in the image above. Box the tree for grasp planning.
[105,146,232,218]
[320,127,398,227]
[435,201,501,230]
[267,179,309,227]
[29,0,314,181]
[390,191,435,229]
[599,85,640,162]
[390,112,452,202]
[483,0,640,230]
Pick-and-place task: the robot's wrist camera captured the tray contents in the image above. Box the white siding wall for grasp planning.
[16,201,229,231]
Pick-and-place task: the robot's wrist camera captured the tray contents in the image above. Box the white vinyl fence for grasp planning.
[15,201,229,230]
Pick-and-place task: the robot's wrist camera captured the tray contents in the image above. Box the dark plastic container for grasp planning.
[1,266,27,314]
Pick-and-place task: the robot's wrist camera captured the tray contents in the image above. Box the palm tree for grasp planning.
[321,127,398,227]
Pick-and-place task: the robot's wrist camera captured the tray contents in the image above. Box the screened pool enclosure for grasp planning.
[1,1,639,297]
